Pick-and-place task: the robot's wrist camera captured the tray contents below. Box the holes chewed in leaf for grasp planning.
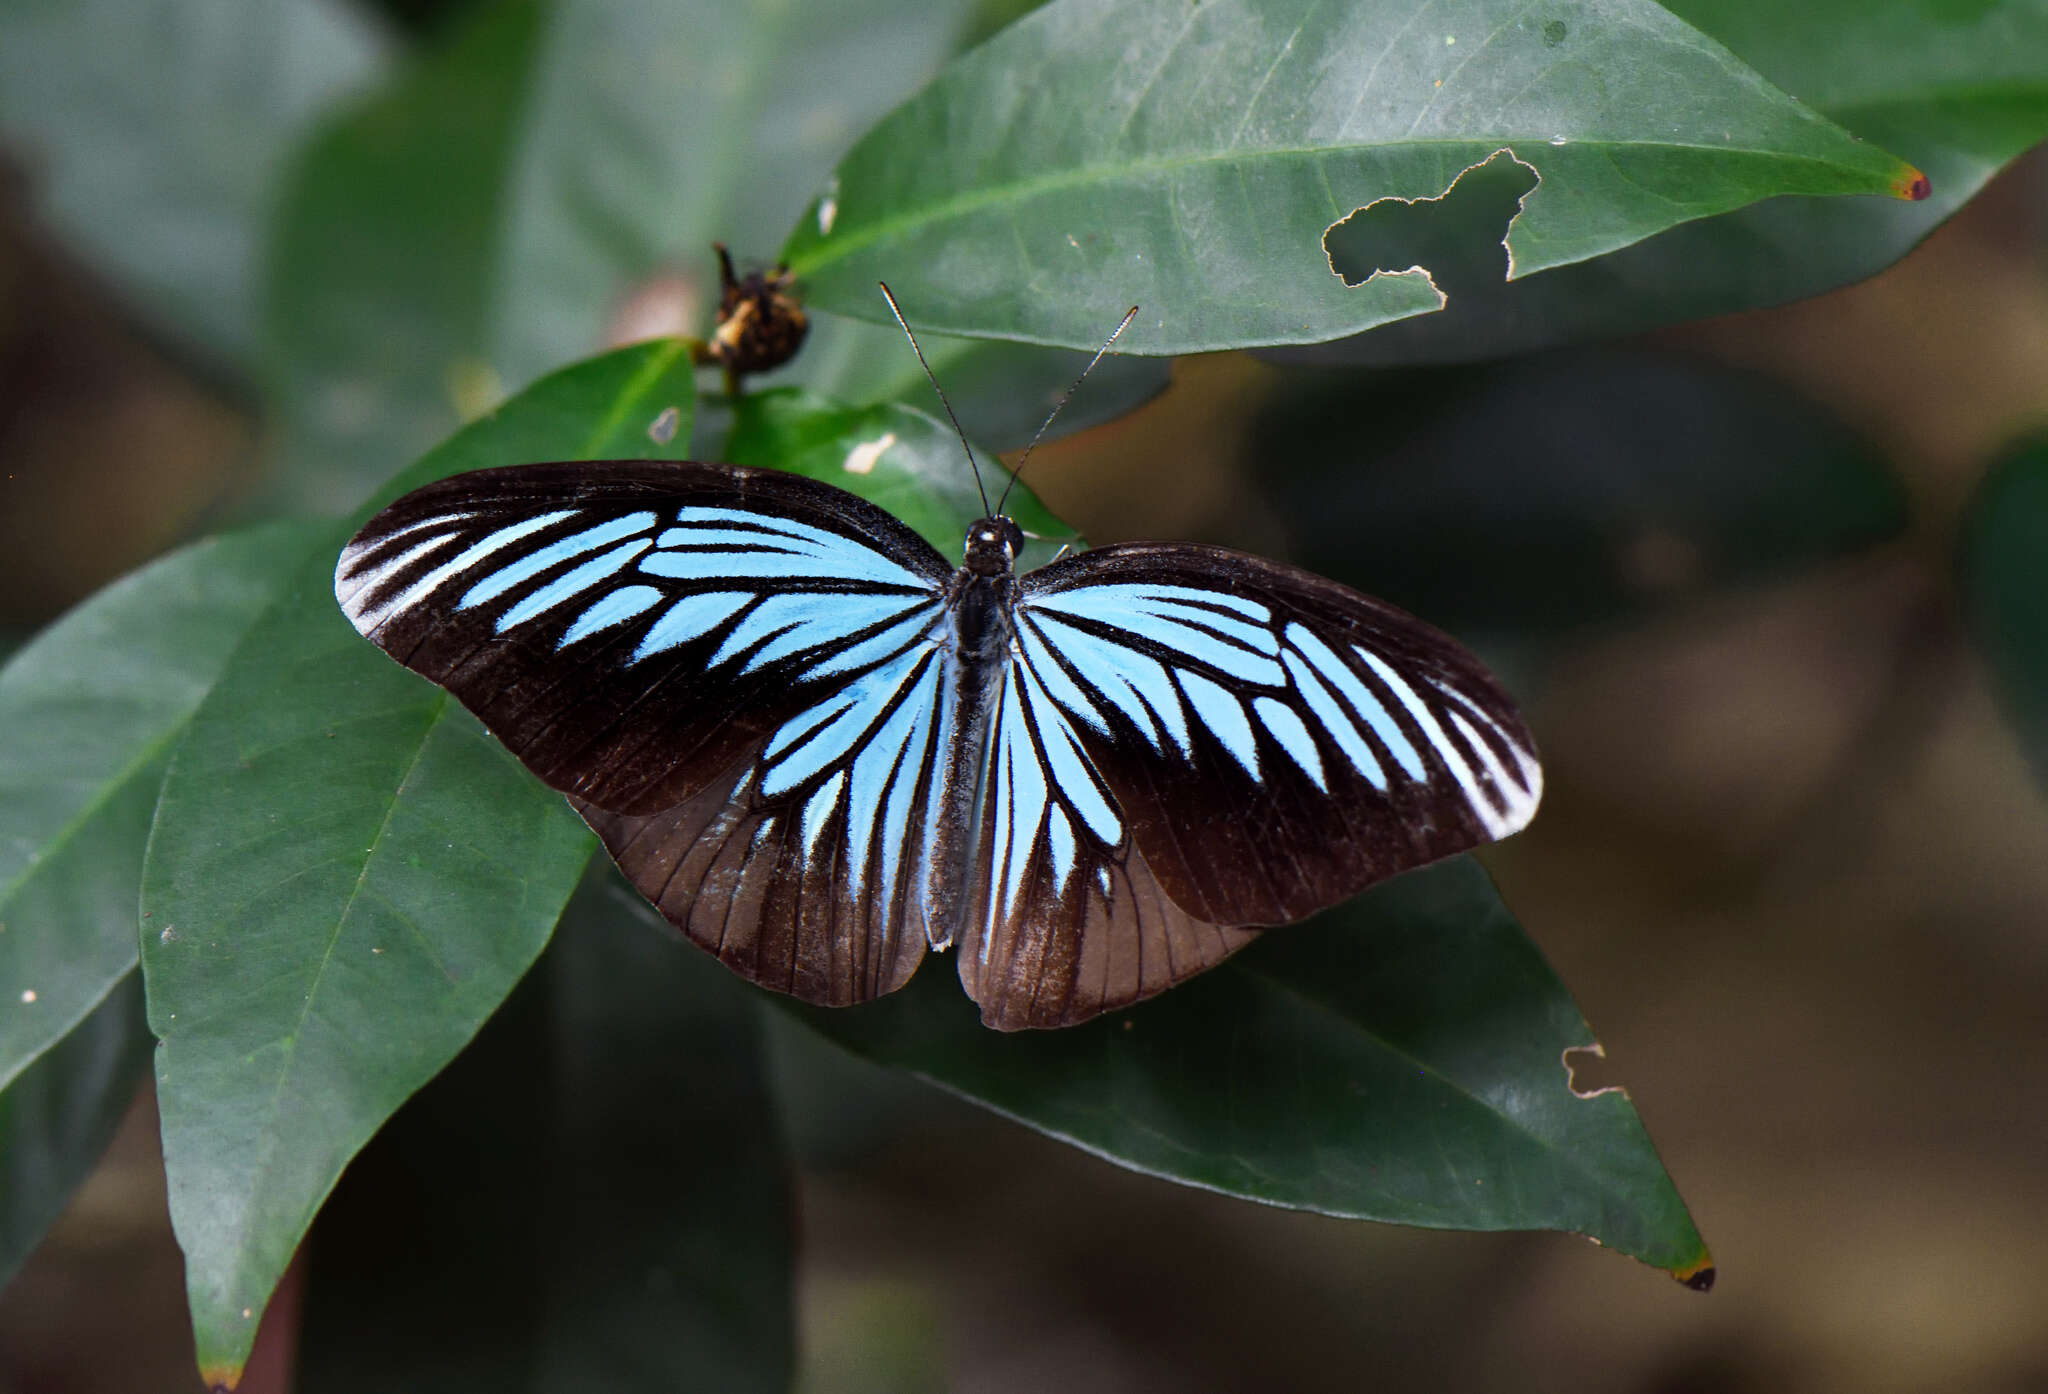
[1323,150,1540,301]
[1563,1042,1625,1099]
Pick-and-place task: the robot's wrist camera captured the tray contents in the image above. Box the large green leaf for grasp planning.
[723,388,1081,570]
[1960,434,2048,790]
[1252,349,1907,634]
[780,0,1925,353]
[1289,0,2048,363]
[0,975,152,1291]
[140,341,697,1388]
[0,521,323,1153]
[265,0,987,513]
[299,868,792,1393]
[792,857,1712,1284]
[0,0,386,370]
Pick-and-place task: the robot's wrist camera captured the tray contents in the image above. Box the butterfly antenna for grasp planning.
[878,282,991,517]
[996,305,1140,516]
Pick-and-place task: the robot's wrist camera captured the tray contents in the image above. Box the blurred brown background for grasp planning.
[0,121,2044,1394]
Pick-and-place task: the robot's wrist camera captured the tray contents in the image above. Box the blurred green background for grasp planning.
[2,0,2046,1389]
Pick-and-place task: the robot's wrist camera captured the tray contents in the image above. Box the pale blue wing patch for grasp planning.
[643,506,931,589]
[760,640,937,799]
[632,591,753,663]
[496,538,655,633]
[460,513,659,611]
[1027,583,1284,685]
[1252,696,1327,791]
[561,584,665,647]
[1287,624,1424,781]
[339,508,575,630]
[711,592,934,674]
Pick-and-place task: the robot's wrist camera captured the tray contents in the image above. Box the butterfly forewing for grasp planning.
[950,542,1541,1027]
[337,461,951,816]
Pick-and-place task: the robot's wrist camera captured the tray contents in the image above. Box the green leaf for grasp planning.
[299,868,792,1393]
[1960,434,2048,789]
[1293,0,2048,363]
[0,0,386,370]
[780,0,1925,354]
[141,340,696,1388]
[266,0,986,513]
[0,521,322,1096]
[0,520,318,1287]
[1253,349,1907,633]
[791,857,1712,1284]
[0,974,152,1290]
[723,388,1081,569]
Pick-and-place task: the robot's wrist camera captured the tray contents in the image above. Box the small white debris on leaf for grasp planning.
[844,431,897,475]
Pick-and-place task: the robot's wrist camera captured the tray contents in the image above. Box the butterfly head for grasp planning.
[963,516,1025,575]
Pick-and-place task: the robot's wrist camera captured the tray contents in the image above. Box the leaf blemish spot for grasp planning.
[648,405,681,445]
[1563,1041,1626,1099]
[1322,148,1541,304]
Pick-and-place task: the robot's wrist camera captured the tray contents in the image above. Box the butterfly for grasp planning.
[333,305,1540,1030]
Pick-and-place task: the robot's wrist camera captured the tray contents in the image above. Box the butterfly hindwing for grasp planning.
[952,542,1541,1028]
[337,460,957,1005]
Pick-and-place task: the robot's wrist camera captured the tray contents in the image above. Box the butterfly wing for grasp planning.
[957,542,1541,1029]
[336,459,956,1004]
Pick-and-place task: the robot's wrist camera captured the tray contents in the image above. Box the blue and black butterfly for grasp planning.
[334,312,1540,1030]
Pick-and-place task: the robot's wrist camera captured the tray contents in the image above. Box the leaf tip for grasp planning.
[1674,1255,1716,1292]
[1892,166,1932,202]
[201,1367,242,1393]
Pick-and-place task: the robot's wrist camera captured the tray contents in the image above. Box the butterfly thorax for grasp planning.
[961,516,1025,577]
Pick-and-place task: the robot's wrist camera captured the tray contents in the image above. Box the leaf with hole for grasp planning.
[1289,0,2048,363]
[791,856,1712,1284]
[782,0,1926,353]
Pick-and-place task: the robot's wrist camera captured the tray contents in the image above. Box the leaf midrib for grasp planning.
[788,137,1889,275]
[233,689,450,1263]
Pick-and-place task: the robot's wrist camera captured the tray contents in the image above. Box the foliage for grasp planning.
[0,0,2040,1386]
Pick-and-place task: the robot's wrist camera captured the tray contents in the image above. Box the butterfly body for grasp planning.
[337,459,1540,1029]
